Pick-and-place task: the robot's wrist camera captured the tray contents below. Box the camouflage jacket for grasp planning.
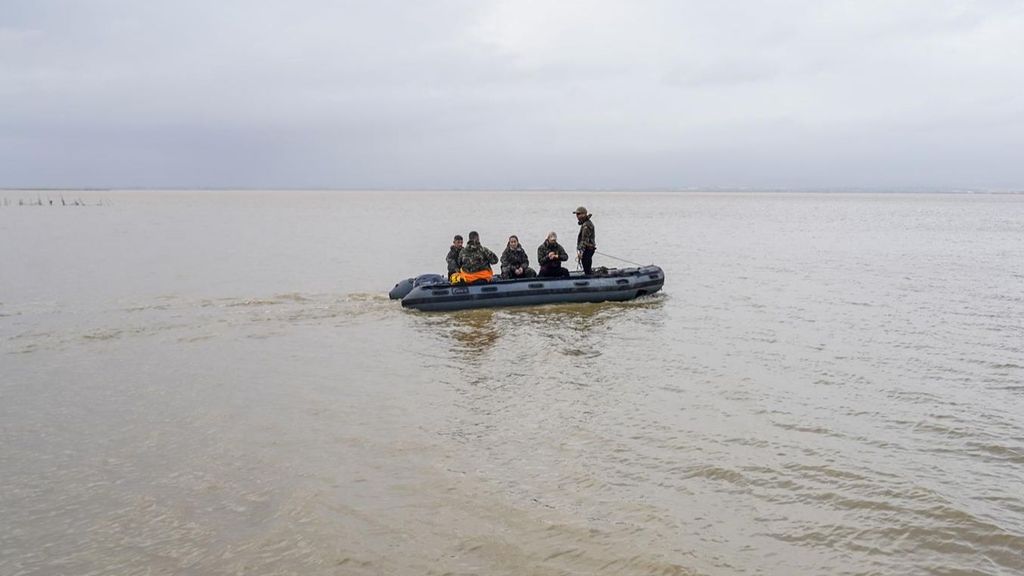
[445,245,462,275]
[500,246,531,276]
[576,216,596,251]
[457,240,498,273]
[536,240,569,267]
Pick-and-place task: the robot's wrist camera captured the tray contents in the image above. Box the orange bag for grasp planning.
[451,269,493,284]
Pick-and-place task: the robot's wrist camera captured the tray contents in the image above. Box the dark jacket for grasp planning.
[457,240,498,273]
[500,245,531,277]
[537,240,569,269]
[445,245,462,276]
[577,215,596,251]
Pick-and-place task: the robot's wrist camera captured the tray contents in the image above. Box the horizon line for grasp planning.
[3,186,1024,194]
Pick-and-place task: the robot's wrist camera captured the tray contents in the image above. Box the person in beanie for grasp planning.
[537,231,570,278]
[574,206,596,275]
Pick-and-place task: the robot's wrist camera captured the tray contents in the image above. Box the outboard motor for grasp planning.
[389,273,446,300]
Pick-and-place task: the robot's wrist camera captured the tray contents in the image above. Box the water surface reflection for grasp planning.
[408,296,668,369]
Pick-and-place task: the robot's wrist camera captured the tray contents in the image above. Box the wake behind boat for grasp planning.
[390,265,665,312]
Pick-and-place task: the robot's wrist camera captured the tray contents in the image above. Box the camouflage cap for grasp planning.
[573,206,588,215]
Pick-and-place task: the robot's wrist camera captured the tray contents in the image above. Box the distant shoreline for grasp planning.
[2,187,1022,195]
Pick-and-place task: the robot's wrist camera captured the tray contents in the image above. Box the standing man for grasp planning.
[574,206,596,275]
[445,234,463,282]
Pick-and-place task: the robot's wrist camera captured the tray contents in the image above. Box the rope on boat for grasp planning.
[595,250,647,267]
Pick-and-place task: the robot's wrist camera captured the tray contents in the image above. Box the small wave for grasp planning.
[723,437,772,449]
[7,330,54,341]
[272,292,311,302]
[963,441,1024,465]
[771,420,848,439]
[682,465,750,487]
[225,298,285,308]
[885,390,944,405]
[344,292,390,303]
[82,329,124,341]
[911,420,972,440]
[199,294,316,308]
[561,348,602,358]
[782,462,869,484]
[5,330,65,354]
[124,303,172,312]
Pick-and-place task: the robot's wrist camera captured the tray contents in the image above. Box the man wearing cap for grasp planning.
[574,206,596,275]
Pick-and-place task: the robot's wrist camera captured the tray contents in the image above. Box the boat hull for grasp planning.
[400,265,664,311]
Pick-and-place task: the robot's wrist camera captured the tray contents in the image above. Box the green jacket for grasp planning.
[537,240,568,267]
[445,245,462,275]
[576,215,596,251]
[458,240,498,273]
[500,245,531,277]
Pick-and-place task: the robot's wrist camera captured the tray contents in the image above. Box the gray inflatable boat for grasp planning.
[395,265,665,311]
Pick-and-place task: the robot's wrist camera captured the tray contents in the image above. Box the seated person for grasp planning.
[445,234,463,281]
[453,231,499,284]
[537,232,570,278]
[500,235,537,279]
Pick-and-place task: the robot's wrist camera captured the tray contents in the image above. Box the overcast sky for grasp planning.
[2,0,1022,190]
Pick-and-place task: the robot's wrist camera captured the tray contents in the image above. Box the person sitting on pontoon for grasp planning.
[537,232,570,278]
[453,231,498,284]
[500,235,537,279]
[445,234,463,282]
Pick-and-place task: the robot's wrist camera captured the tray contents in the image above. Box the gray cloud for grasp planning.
[2,0,1022,189]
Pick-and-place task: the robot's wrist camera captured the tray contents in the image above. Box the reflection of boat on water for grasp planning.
[409,294,667,367]
[390,265,665,312]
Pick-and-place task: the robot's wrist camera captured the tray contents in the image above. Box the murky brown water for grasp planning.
[2,191,1023,575]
